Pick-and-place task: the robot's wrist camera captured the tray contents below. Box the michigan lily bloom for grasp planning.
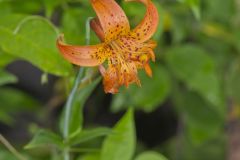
[57,0,159,93]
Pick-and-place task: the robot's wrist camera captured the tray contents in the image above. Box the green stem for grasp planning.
[63,17,93,160]
[63,68,84,139]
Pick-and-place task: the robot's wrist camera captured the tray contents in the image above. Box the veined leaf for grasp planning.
[0,14,73,76]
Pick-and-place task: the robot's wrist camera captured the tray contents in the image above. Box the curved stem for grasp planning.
[63,17,93,160]
[63,68,84,139]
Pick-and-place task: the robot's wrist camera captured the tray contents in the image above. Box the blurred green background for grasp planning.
[0,0,239,160]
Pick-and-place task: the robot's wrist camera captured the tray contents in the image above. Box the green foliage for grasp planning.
[0,149,18,160]
[0,69,17,86]
[59,77,101,137]
[0,15,73,76]
[25,130,64,150]
[0,48,14,67]
[101,109,135,160]
[135,151,168,160]
[178,0,200,20]
[78,154,100,160]
[61,7,98,45]
[68,127,112,146]
[0,0,239,160]
[166,44,224,115]
[0,87,39,125]
[174,89,224,145]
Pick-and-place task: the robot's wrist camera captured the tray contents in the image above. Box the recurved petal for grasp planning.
[90,0,130,42]
[90,18,105,41]
[57,35,107,67]
[128,0,159,42]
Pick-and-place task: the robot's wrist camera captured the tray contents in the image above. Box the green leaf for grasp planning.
[0,87,39,125]
[0,14,26,30]
[60,77,101,137]
[0,69,17,86]
[69,127,112,146]
[174,132,226,160]
[101,109,135,160]
[0,87,39,110]
[7,0,42,14]
[0,14,73,76]
[43,0,63,18]
[0,110,13,126]
[135,151,168,160]
[166,44,224,115]
[78,153,100,160]
[173,88,224,145]
[61,8,98,45]
[111,64,171,112]
[203,0,234,23]
[25,129,64,150]
[0,149,18,160]
[0,1,12,18]
[178,0,200,20]
[0,48,15,67]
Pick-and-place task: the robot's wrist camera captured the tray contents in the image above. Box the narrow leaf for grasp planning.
[0,69,17,86]
[25,130,64,150]
[69,127,112,146]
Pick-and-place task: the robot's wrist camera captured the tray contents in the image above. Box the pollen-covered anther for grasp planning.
[139,54,148,63]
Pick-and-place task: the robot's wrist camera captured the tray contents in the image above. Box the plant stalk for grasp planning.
[63,17,93,160]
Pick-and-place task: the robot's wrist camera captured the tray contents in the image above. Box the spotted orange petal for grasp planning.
[57,35,107,67]
[90,18,105,41]
[90,0,130,42]
[128,0,159,42]
[102,66,120,94]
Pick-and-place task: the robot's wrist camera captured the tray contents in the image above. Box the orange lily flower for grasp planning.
[57,0,159,93]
